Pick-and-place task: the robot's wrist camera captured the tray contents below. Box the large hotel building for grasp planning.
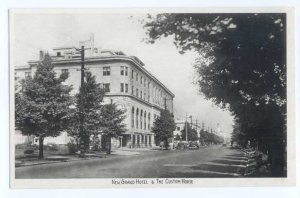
[15,39,175,149]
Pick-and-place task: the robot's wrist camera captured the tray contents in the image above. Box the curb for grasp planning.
[15,155,107,168]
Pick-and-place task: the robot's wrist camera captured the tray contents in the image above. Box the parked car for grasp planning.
[188,141,199,149]
[188,145,199,150]
[175,141,188,150]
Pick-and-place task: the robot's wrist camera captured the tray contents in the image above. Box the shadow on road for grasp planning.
[211,159,246,166]
[163,149,247,178]
[223,156,247,160]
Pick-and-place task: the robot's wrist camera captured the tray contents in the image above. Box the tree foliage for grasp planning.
[15,54,73,158]
[143,13,286,176]
[152,110,176,149]
[67,71,105,151]
[180,123,198,141]
[200,129,224,145]
[99,103,127,154]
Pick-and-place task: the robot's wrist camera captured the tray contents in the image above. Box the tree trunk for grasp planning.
[107,136,111,155]
[38,136,44,160]
[84,135,90,152]
[270,139,285,177]
[164,139,169,150]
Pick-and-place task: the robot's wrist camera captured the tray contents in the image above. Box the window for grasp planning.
[136,88,138,97]
[103,83,110,92]
[144,93,146,101]
[140,76,143,84]
[120,66,124,75]
[140,91,142,99]
[131,107,135,128]
[148,113,150,130]
[177,127,180,131]
[57,52,62,57]
[132,70,134,79]
[125,84,128,93]
[120,83,124,92]
[103,67,110,76]
[132,86,134,95]
[61,69,68,74]
[148,95,150,102]
[25,72,31,78]
[14,72,18,81]
[136,108,139,128]
[144,112,146,130]
[144,79,146,87]
[136,73,138,81]
[140,110,143,129]
[125,67,128,76]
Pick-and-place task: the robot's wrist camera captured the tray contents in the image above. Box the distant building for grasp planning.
[173,119,201,140]
[15,36,175,149]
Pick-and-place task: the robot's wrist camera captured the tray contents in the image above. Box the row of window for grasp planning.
[132,134,152,145]
[22,67,169,108]
[60,67,165,106]
[132,69,168,107]
[131,70,150,88]
[130,107,159,131]
[131,107,153,130]
[59,67,127,77]
[104,66,130,76]
[132,86,150,102]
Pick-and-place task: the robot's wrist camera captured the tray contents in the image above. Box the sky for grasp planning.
[11,12,234,137]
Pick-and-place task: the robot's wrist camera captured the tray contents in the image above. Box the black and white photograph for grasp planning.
[9,8,295,188]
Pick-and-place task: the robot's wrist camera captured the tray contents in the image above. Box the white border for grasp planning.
[9,7,295,189]
[1,1,299,197]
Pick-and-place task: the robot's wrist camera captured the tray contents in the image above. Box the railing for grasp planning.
[240,148,270,177]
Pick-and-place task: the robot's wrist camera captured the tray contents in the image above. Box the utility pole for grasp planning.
[196,119,198,137]
[185,113,188,142]
[79,45,86,155]
[81,45,85,89]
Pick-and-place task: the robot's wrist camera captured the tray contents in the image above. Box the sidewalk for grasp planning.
[15,152,108,168]
[15,149,145,168]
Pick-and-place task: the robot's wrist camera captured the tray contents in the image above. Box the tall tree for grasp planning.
[15,54,73,159]
[143,13,286,176]
[200,129,224,145]
[67,71,105,152]
[99,103,127,154]
[152,110,176,149]
[181,123,198,141]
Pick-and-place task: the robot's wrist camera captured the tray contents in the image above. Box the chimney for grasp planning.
[39,50,44,60]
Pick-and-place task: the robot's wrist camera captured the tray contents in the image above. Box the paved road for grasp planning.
[15,145,247,178]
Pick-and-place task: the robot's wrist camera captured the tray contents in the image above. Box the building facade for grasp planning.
[173,119,201,140]
[15,44,175,149]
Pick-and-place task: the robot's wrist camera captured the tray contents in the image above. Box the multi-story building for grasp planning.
[15,41,175,149]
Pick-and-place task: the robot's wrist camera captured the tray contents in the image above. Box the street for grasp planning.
[15,146,246,178]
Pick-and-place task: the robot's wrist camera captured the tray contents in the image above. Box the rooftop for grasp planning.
[17,47,175,97]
